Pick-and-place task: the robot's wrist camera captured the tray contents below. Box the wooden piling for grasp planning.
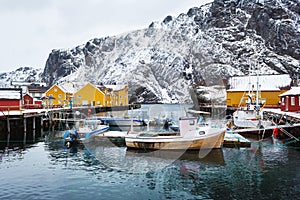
[6,108,10,146]
[6,117,10,147]
[23,117,27,144]
[33,117,36,141]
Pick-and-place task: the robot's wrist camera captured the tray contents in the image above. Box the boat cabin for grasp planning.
[179,117,201,138]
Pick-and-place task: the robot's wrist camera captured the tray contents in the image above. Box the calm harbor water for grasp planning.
[0,104,299,199]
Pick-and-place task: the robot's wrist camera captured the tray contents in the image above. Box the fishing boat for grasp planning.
[63,119,109,147]
[125,116,225,150]
[232,104,272,128]
[231,74,273,129]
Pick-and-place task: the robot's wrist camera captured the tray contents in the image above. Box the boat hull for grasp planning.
[125,131,225,150]
[233,110,272,128]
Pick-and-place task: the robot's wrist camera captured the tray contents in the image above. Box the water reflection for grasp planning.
[0,133,299,199]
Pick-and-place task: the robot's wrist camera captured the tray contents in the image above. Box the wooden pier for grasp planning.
[0,104,141,145]
[263,108,300,124]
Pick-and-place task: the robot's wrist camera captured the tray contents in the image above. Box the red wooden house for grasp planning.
[0,88,22,111]
[23,93,33,105]
[22,94,43,109]
[279,87,300,112]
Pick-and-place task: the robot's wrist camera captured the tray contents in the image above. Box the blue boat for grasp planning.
[63,119,109,147]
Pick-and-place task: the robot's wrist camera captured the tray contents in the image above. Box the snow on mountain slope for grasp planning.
[0,67,43,88]
[2,0,299,104]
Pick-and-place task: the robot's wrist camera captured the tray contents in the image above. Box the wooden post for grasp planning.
[33,117,36,141]
[6,116,10,147]
[51,112,55,131]
[130,105,133,132]
[41,116,44,137]
[23,117,27,144]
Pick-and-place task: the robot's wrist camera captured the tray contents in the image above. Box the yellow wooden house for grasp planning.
[43,82,78,107]
[44,82,129,107]
[73,83,106,106]
[103,85,129,106]
[114,85,129,106]
[226,74,291,108]
[43,84,67,106]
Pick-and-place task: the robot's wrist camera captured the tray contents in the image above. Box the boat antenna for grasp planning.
[130,104,133,132]
[256,66,259,112]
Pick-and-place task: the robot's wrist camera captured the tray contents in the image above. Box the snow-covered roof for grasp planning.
[0,90,21,100]
[11,81,47,87]
[28,86,49,93]
[44,82,83,95]
[227,74,291,91]
[59,82,83,93]
[104,84,127,91]
[279,87,300,96]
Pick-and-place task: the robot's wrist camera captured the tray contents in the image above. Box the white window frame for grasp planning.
[282,97,285,106]
[291,96,295,106]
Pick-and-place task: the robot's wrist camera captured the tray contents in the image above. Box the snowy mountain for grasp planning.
[0,67,43,88]
[6,0,300,104]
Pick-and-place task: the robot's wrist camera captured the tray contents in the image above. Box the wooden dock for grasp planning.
[223,131,251,148]
[264,108,300,124]
[0,104,141,145]
[0,104,141,118]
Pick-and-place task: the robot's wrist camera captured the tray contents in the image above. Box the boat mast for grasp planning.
[130,104,133,132]
[256,72,259,111]
[255,62,261,124]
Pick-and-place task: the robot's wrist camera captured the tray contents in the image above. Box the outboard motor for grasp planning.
[163,118,170,130]
[65,130,79,148]
[70,130,79,142]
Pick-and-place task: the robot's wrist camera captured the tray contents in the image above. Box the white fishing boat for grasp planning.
[232,104,272,128]
[125,117,225,150]
[232,74,272,129]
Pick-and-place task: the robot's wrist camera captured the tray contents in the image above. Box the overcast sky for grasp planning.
[0,0,212,73]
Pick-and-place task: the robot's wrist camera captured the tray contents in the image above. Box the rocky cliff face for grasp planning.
[41,0,300,103]
[0,67,43,88]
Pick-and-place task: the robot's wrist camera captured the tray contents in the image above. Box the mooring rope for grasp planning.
[280,128,299,141]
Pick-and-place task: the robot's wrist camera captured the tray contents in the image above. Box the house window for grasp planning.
[58,94,62,99]
[299,96,300,106]
[78,95,81,99]
[282,97,285,106]
[291,97,295,106]
[54,88,57,92]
